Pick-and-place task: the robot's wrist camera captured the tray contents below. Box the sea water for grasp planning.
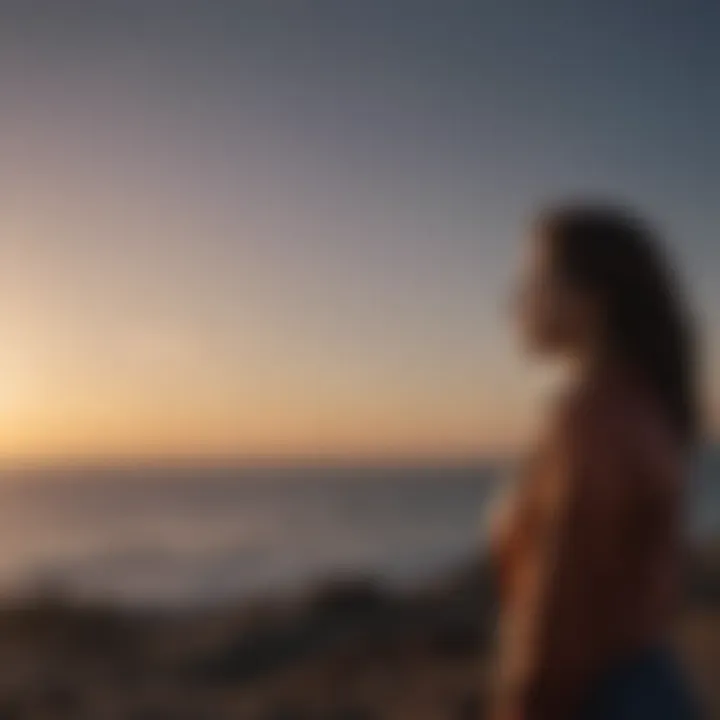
[0,451,715,606]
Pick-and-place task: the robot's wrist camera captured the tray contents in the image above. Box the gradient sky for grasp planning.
[0,0,717,460]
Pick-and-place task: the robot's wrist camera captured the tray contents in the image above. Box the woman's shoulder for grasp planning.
[549,368,681,480]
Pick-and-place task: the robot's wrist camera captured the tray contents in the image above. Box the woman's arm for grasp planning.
[493,411,621,720]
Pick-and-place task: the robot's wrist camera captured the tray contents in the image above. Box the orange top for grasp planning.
[491,366,684,720]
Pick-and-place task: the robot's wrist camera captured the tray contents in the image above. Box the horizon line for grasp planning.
[0,451,515,472]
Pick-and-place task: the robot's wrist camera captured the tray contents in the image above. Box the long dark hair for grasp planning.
[540,203,699,446]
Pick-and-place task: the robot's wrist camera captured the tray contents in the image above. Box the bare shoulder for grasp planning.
[548,377,682,483]
[620,392,683,494]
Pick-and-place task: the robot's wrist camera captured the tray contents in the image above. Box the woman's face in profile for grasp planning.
[516,231,592,358]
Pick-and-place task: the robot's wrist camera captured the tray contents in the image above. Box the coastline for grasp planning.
[0,544,717,719]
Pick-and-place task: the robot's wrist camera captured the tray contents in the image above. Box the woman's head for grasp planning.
[517,202,698,443]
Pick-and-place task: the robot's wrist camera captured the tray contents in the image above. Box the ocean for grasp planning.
[0,450,717,607]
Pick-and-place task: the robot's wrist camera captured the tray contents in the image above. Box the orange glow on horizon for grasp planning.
[0,382,527,463]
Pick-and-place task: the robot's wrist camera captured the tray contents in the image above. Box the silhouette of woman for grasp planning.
[491,204,702,719]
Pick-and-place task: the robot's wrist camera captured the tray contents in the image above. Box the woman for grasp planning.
[492,204,701,719]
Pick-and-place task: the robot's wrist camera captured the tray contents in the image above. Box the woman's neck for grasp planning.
[564,344,626,400]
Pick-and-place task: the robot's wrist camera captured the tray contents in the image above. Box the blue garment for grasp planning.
[579,648,702,719]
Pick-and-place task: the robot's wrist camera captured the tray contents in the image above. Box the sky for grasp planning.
[0,0,717,461]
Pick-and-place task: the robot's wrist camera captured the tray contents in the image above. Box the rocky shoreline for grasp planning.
[0,546,716,720]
